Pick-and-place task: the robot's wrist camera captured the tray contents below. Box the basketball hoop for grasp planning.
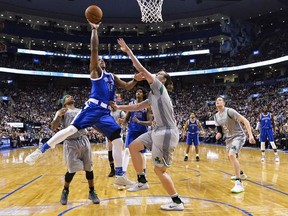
[137,0,164,23]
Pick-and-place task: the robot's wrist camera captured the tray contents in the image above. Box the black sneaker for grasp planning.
[60,189,69,205]
[196,156,200,161]
[184,156,188,161]
[108,169,115,177]
[89,190,100,204]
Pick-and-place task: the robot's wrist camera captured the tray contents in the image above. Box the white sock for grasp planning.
[122,148,130,173]
[270,142,278,154]
[112,138,124,168]
[261,142,265,156]
[47,125,78,148]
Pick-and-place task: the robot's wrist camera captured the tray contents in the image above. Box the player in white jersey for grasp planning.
[51,95,100,205]
[110,38,184,211]
[214,97,255,193]
[106,107,126,177]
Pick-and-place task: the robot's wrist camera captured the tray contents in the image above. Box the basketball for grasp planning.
[85,5,103,24]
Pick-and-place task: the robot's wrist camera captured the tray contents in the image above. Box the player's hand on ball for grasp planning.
[134,72,144,81]
[88,20,101,30]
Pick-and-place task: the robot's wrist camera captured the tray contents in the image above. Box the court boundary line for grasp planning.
[57,195,253,216]
[219,171,288,196]
[0,175,42,201]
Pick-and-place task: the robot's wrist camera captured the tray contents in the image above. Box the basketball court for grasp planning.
[1,143,287,215]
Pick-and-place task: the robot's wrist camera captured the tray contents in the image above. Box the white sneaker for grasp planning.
[160,201,184,211]
[24,149,43,165]
[261,156,265,162]
[230,174,248,180]
[275,155,280,163]
[114,175,135,186]
[127,182,149,192]
[231,180,244,193]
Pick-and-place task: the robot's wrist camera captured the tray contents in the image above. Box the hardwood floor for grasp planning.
[1,143,287,215]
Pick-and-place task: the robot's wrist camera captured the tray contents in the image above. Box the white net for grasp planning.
[137,0,164,23]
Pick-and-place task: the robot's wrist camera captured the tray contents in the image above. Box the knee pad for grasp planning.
[86,171,94,180]
[108,129,121,141]
[65,172,75,183]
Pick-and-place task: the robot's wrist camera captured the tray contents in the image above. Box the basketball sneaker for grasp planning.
[24,149,43,165]
[261,156,265,162]
[88,190,100,204]
[127,182,149,192]
[184,156,188,161]
[230,174,247,180]
[196,156,200,161]
[60,189,69,205]
[231,180,244,193]
[160,201,184,211]
[275,155,280,163]
[114,175,135,186]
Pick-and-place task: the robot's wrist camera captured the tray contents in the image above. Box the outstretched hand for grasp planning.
[117,38,130,53]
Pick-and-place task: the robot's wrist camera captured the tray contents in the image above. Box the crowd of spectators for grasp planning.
[0,26,287,75]
[1,78,287,150]
[1,9,287,75]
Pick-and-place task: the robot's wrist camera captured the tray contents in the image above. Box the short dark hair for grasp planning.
[136,86,148,100]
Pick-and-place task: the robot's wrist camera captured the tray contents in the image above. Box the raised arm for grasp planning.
[89,22,102,79]
[117,38,154,84]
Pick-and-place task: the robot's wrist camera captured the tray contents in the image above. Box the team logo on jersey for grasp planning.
[159,85,164,95]
[154,157,162,164]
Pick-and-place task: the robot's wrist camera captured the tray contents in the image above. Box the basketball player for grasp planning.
[112,38,184,211]
[183,112,205,162]
[106,106,126,177]
[24,22,141,186]
[122,87,153,175]
[214,97,255,193]
[257,107,280,162]
[51,95,100,205]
